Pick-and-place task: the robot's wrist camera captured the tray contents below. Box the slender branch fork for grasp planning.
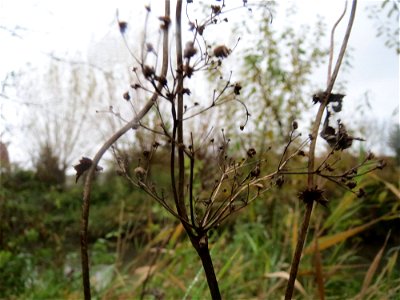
[284,1,357,299]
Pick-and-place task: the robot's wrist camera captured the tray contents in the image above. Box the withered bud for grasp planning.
[197,25,205,35]
[276,176,285,188]
[346,181,357,189]
[74,157,103,183]
[211,5,221,14]
[131,83,141,89]
[118,21,128,34]
[240,125,245,131]
[143,65,155,79]
[297,150,306,157]
[188,21,195,31]
[312,92,326,104]
[298,187,328,207]
[123,91,130,101]
[146,43,154,52]
[184,41,197,59]
[183,65,194,78]
[134,166,146,180]
[247,148,256,158]
[233,82,242,95]
[182,88,191,95]
[250,164,260,177]
[159,16,171,29]
[292,121,298,130]
[213,45,231,58]
[357,188,366,198]
[312,92,345,112]
[155,75,167,86]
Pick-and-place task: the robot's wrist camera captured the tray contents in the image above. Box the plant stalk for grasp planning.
[284,1,357,299]
[193,236,222,300]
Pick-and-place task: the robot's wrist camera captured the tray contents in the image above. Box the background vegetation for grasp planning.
[1,149,399,299]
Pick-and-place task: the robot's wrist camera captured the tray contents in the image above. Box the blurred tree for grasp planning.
[0,140,10,173]
[11,56,129,177]
[34,143,65,187]
[388,123,400,164]
[367,0,400,54]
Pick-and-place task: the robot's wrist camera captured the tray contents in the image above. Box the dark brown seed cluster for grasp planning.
[298,187,328,207]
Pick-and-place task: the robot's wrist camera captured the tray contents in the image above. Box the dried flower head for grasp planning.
[159,16,171,29]
[233,82,242,95]
[134,166,146,180]
[131,83,141,89]
[184,41,197,59]
[213,45,231,58]
[143,65,155,79]
[183,65,194,78]
[146,43,154,53]
[298,187,328,207]
[118,21,128,34]
[123,91,130,101]
[247,148,256,158]
[346,181,357,189]
[74,157,103,183]
[211,5,221,15]
[276,176,285,188]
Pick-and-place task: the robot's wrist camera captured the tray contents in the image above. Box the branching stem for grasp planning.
[285,1,357,299]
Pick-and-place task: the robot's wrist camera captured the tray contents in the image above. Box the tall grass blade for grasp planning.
[265,271,308,297]
[305,217,384,254]
[355,231,391,299]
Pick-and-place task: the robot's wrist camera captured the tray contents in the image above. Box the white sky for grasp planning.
[0,0,399,164]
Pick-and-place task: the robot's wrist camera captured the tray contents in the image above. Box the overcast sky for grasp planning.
[0,0,399,164]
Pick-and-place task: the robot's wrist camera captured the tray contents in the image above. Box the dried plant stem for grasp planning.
[80,1,170,298]
[327,1,348,85]
[175,0,189,221]
[284,1,357,299]
[174,1,221,299]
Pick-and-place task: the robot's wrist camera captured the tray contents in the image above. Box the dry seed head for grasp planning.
[213,45,231,58]
[134,167,146,180]
[123,91,130,101]
[184,41,197,59]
